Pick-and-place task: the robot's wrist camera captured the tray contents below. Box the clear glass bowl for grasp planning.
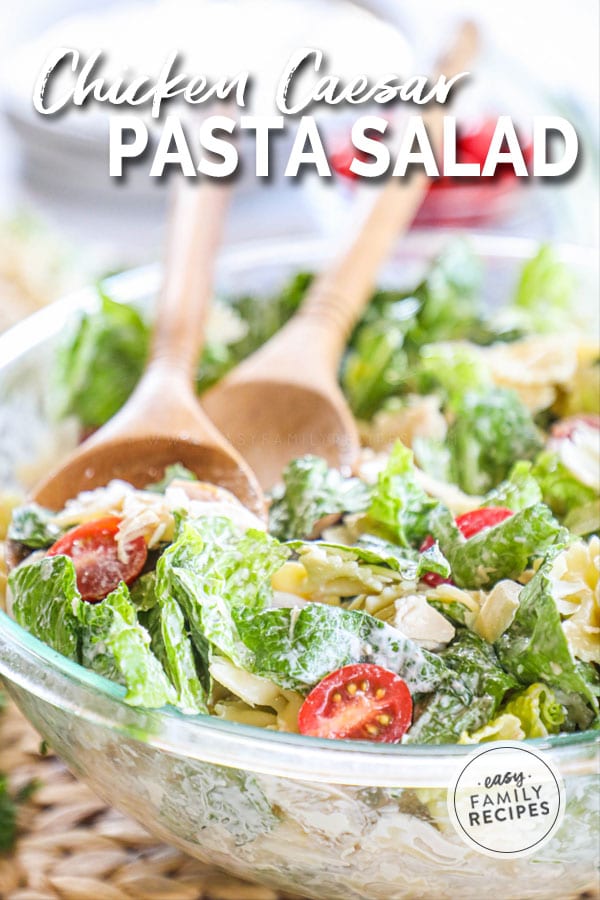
[0,232,598,900]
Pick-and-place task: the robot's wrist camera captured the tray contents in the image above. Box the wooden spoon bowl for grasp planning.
[204,24,479,490]
[207,377,358,487]
[29,182,266,519]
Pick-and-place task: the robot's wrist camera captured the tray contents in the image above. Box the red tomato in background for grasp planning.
[330,118,533,226]
[47,516,147,602]
[420,507,514,586]
[298,663,413,743]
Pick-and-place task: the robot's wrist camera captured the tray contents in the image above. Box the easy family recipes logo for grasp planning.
[448,742,566,858]
[32,48,580,179]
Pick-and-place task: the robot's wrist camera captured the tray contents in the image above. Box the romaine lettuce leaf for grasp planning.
[405,630,517,744]
[513,244,576,333]
[367,441,439,547]
[406,694,497,745]
[8,503,64,549]
[52,273,310,428]
[52,292,150,428]
[10,555,80,659]
[157,517,289,671]
[495,559,599,723]
[482,460,542,512]
[236,603,451,696]
[129,571,159,611]
[448,387,543,494]
[412,436,452,482]
[431,503,565,589]
[269,456,370,541]
[78,582,177,708]
[416,342,491,410]
[289,536,451,583]
[342,298,417,419]
[532,450,597,519]
[441,630,517,706]
[10,554,180,709]
[142,593,208,713]
[407,240,483,346]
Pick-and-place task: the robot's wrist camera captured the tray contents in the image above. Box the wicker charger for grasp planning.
[0,700,304,900]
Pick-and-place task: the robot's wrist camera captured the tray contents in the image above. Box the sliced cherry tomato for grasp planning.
[453,506,515,539]
[298,663,412,743]
[47,516,147,602]
[420,507,514,586]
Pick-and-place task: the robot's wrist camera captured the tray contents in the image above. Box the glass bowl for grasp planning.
[0,232,598,900]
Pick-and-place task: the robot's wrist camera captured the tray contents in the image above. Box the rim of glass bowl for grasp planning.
[1,231,598,789]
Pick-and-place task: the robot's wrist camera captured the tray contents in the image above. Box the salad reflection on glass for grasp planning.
[2,241,599,746]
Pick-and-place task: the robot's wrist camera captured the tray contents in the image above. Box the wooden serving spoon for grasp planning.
[202,23,479,489]
[31,182,266,519]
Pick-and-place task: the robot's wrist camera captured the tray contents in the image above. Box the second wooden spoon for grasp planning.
[203,23,479,488]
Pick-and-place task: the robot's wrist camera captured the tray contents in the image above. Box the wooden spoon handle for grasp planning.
[150,180,231,380]
[298,21,479,361]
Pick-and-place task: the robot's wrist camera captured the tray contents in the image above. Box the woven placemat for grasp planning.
[0,701,304,900]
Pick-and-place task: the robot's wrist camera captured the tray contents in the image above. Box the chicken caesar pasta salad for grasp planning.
[2,241,599,746]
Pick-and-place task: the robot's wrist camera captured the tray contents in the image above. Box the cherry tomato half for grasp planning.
[47,516,147,602]
[420,506,514,586]
[298,663,413,743]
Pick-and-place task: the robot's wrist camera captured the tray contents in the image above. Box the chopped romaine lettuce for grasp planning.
[412,436,452,482]
[416,342,491,410]
[10,555,177,709]
[52,292,150,428]
[269,456,370,541]
[10,555,81,659]
[482,460,542,511]
[430,503,565,589]
[342,298,417,419]
[289,537,450,583]
[405,693,497,744]
[532,450,597,519]
[367,442,438,547]
[495,558,599,725]
[7,503,64,549]
[236,603,451,696]
[142,593,208,713]
[514,244,576,333]
[129,571,159,611]
[78,582,177,708]
[405,630,517,744]
[441,630,517,707]
[448,387,543,494]
[156,517,289,672]
[407,240,483,346]
[52,273,310,428]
